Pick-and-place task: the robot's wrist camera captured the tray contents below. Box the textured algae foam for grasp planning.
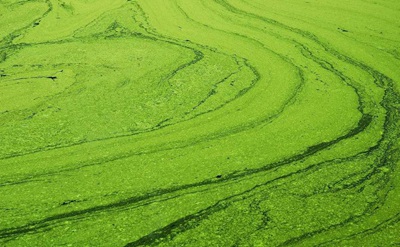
[0,0,399,246]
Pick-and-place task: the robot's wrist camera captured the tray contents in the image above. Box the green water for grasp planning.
[0,0,399,246]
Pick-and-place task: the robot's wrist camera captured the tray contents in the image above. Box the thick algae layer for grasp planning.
[0,0,399,246]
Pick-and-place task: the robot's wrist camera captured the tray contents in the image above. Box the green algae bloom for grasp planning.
[0,0,400,246]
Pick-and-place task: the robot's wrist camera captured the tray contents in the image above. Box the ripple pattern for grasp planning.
[0,0,399,246]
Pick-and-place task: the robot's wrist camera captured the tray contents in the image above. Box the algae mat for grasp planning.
[1,0,400,246]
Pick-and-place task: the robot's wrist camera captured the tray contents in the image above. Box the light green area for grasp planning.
[0,0,399,246]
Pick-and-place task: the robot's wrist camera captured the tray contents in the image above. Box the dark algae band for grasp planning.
[0,0,399,246]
